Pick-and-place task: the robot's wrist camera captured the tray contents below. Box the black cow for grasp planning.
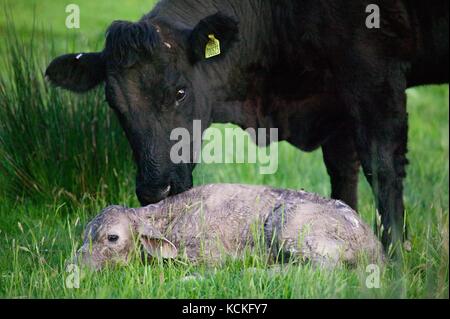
[46,0,449,251]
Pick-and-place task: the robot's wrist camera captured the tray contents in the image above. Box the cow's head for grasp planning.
[46,13,239,205]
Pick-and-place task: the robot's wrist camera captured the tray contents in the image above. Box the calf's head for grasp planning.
[46,13,238,205]
[77,205,177,270]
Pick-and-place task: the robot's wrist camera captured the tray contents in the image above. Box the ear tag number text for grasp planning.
[205,34,221,59]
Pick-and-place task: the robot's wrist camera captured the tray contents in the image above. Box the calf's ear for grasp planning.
[138,225,178,259]
[188,12,239,64]
[45,52,105,93]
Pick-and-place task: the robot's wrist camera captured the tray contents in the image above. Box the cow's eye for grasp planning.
[176,89,186,104]
[107,234,119,243]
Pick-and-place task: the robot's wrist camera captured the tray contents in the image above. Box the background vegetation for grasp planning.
[0,0,448,298]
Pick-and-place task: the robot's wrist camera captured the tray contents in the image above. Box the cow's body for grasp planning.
[46,0,449,251]
[147,0,448,247]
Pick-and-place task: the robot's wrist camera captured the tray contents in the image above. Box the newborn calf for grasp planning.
[77,184,384,270]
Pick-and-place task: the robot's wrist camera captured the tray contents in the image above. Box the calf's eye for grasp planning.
[175,89,186,104]
[107,234,119,243]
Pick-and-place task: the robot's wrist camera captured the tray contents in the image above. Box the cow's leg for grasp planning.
[349,85,409,253]
[322,127,360,210]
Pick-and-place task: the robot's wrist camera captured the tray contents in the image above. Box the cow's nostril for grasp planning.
[136,184,171,206]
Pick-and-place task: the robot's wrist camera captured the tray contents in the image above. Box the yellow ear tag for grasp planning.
[205,34,221,59]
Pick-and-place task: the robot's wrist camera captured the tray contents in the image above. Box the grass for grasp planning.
[0,0,448,298]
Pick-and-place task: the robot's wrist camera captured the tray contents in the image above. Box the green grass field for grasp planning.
[0,0,448,298]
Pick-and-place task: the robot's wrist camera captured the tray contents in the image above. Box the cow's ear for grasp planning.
[45,52,105,93]
[189,12,239,64]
